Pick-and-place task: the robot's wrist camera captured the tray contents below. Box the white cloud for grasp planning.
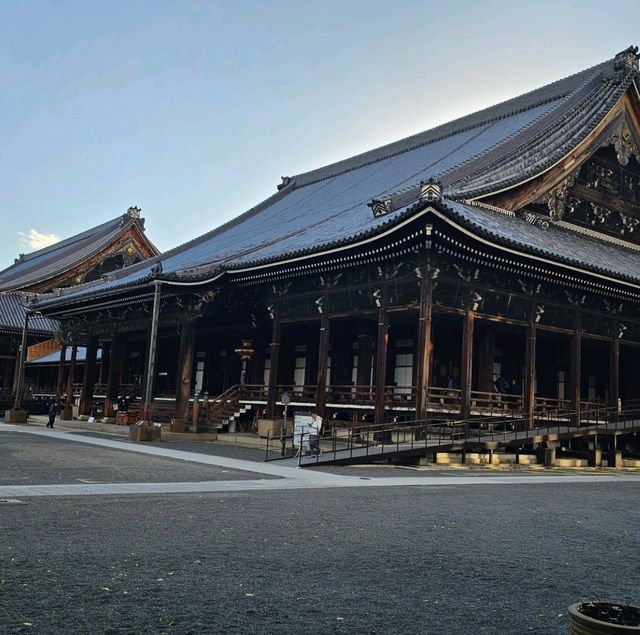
[18,229,60,251]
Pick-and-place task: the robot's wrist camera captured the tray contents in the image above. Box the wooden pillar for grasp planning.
[79,335,99,416]
[62,344,78,420]
[55,345,67,402]
[266,315,281,419]
[12,311,30,409]
[477,326,495,394]
[356,320,373,394]
[374,289,389,425]
[460,310,474,432]
[173,316,196,432]
[525,307,537,430]
[415,275,433,422]
[315,308,330,417]
[97,341,108,386]
[104,333,125,418]
[610,326,620,416]
[572,312,582,424]
[142,281,162,423]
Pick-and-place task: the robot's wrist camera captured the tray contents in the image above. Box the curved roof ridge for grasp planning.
[449,70,635,198]
[5,214,124,268]
[111,181,298,280]
[290,59,611,189]
[438,68,607,186]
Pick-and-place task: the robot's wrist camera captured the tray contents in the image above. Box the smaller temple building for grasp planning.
[0,207,157,416]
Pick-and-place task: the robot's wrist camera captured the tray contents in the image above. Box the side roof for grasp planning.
[35,47,640,308]
[0,208,158,292]
[0,293,59,335]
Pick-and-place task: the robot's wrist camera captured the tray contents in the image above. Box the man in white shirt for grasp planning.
[308,411,323,457]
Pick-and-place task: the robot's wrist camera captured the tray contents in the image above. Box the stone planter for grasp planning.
[257,419,292,439]
[129,423,161,442]
[4,408,27,423]
[569,602,640,634]
[117,411,138,425]
[170,418,185,432]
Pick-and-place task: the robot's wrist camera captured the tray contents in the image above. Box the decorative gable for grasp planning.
[532,127,640,241]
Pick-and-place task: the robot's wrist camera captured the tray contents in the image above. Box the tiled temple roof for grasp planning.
[35,47,640,309]
[0,293,59,335]
[437,199,640,285]
[0,209,153,292]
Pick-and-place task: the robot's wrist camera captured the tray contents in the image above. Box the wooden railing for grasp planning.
[17,377,609,427]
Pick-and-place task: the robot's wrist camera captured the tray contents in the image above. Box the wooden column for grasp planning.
[460,310,474,431]
[477,326,495,394]
[97,341,108,386]
[572,312,582,424]
[374,289,389,425]
[356,321,373,395]
[266,315,281,419]
[62,344,78,420]
[525,307,537,430]
[174,316,196,432]
[11,311,30,411]
[415,275,433,422]
[104,333,125,419]
[315,308,330,417]
[610,326,620,416]
[79,334,99,416]
[142,281,162,422]
[55,345,67,402]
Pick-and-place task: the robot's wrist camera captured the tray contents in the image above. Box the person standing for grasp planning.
[308,411,323,457]
[47,401,57,428]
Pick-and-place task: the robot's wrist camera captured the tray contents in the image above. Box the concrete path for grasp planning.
[2,422,639,498]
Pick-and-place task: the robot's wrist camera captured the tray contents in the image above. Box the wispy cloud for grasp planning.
[18,229,60,251]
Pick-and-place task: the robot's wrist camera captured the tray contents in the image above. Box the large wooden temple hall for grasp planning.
[16,47,640,448]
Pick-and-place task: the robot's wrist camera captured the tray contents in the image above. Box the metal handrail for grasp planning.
[265,401,640,465]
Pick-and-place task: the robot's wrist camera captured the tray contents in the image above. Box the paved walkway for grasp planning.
[2,422,639,498]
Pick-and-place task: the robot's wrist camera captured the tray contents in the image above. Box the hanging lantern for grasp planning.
[234,339,255,361]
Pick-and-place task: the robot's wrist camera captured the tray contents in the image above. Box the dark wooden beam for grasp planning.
[61,344,78,420]
[572,312,582,424]
[55,345,67,403]
[460,310,474,432]
[104,333,125,418]
[356,320,373,389]
[11,312,29,401]
[525,305,537,430]
[374,289,389,425]
[610,327,620,417]
[572,182,640,218]
[174,316,196,432]
[477,325,495,394]
[142,282,162,422]
[266,315,281,419]
[315,307,330,417]
[79,334,99,416]
[415,276,433,422]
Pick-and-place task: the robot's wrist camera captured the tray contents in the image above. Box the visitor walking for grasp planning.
[47,402,57,428]
[308,411,323,457]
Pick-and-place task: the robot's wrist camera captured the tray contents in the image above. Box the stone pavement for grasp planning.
[3,421,640,634]
[2,422,639,499]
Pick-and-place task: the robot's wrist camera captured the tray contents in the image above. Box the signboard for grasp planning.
[293,413,313,449]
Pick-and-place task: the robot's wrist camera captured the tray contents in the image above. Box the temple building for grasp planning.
[0,207,158,414]
[29,47,640,440]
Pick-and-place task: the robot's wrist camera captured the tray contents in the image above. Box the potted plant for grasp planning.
[569,601,640,634]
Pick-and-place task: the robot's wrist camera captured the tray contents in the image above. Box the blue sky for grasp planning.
[1,0,639,269]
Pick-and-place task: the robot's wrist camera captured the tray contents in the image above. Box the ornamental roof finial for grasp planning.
[613,45,639,72]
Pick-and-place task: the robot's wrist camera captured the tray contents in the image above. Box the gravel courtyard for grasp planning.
[1,426,639,634]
